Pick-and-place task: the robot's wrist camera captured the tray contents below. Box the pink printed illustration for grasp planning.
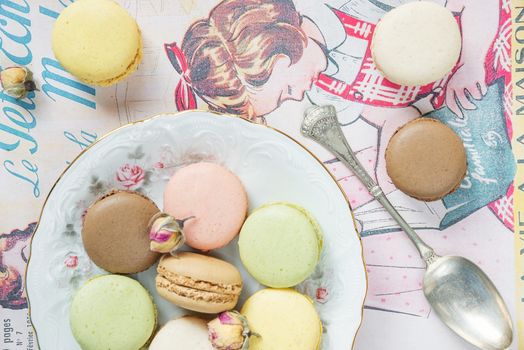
[164,0,514,317]
[0,223,34,310]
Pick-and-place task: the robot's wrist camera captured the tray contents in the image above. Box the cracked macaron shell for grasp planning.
[156,252,242,314]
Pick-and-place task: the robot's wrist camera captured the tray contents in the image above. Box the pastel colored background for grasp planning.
[0,0,521,349]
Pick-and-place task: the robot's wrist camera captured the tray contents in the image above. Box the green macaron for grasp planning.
[70,275,157,350]
[238,202,323,288]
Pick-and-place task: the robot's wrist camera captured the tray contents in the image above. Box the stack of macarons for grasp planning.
[73,161,324,349]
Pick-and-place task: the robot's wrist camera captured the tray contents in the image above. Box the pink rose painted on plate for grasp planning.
[316,287,329,304]
[64,255,78,269]
[116,164,145,190]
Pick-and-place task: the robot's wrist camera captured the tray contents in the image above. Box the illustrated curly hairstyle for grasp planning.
[167,0,307,118]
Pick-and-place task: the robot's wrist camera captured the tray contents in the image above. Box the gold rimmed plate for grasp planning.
[26,111,367,349]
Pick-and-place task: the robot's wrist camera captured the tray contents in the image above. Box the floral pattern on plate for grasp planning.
[27,112,366,350]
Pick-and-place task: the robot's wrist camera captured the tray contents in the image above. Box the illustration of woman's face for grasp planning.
[247,37,327,116]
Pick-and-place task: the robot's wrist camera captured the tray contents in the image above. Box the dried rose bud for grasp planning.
[208,311,254,350]
[0,66,37,99]
[148,213,191,254]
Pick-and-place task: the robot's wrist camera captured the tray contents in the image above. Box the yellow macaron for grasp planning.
[241,289,322,350]
[52,0,142,86]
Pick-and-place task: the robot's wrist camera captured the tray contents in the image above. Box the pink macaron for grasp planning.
[164,162,248,250]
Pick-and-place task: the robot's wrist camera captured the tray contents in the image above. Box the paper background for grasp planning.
[0,0,520,349]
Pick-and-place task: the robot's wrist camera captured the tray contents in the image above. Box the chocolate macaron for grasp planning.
[385,118,467,201]
[82,190,161,273]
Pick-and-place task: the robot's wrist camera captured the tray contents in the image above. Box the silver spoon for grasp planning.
[301,105,513,350]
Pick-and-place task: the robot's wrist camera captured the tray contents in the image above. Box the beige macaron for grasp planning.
[371,1,461,86]
[156,252,242,313]
[385,118,467,201]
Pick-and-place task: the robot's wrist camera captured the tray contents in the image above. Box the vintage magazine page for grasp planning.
[0,0,521,349]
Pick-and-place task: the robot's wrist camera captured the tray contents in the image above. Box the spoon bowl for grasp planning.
[424,256,513,350]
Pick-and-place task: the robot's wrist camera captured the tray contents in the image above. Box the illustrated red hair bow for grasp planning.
[164,42,197,111]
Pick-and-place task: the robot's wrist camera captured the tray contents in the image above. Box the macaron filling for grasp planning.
[155,253,243,313]
[156,267,242,303]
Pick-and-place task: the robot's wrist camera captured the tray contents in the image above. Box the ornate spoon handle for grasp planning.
[301,105,438,265]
